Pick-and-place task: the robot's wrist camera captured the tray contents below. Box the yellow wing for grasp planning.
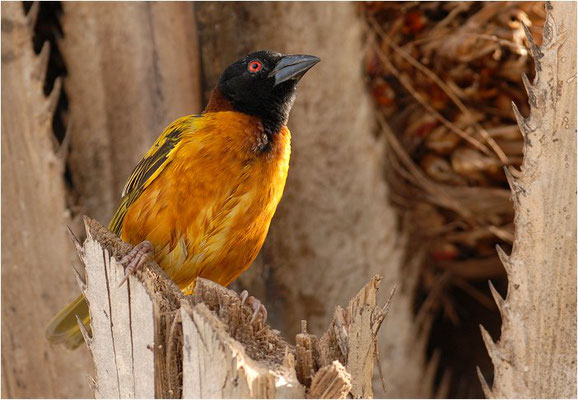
[108,115,198,235]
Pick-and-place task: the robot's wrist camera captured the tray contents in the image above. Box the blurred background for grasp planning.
[2,2,544,398]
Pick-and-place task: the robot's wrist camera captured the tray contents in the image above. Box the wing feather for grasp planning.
[108,115,197,235]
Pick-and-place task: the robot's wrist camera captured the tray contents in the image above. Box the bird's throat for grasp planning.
[205,88,286,152]
[204,89,236,113]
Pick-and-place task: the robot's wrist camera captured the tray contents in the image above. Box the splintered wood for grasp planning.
[179,281,301,398]
[308,362,352,399]
[74,218,393,398]
[74,218,183,398]
[80,232,155,398]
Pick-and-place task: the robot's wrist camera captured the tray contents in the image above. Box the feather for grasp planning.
[108,116,198,235]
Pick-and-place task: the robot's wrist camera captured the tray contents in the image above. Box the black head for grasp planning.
[215,50,319,135]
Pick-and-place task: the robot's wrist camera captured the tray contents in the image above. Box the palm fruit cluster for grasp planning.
[363,2,544,318]
[362,4,546,395]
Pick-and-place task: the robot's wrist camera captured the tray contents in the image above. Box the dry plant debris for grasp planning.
[361,2,546,396]
[362,0,544,322]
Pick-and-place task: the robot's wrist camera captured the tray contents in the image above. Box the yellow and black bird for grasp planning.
[46,50,319,349]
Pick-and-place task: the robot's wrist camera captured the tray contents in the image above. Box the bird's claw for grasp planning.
[117,240,154,287]
[239,290,268,323]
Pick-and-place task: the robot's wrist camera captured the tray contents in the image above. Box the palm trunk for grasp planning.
[479,2,577,397]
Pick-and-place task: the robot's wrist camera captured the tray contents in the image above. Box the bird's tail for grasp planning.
[45,294,90,350]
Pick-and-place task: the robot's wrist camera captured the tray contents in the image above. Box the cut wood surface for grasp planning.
[478,2,577,398]
[75,218,394,398]
[1,3,93,398]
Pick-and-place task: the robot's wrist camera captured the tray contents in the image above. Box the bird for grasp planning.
[45,50,320,349]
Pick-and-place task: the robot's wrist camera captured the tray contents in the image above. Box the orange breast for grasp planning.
[121,112,291,293]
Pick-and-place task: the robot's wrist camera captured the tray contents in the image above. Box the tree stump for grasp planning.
[73,217,394,398]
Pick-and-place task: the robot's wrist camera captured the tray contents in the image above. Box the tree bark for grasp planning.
[195,3,429,397]
[479,2,577,398]
[60,2,203,225]
[1,3,92,397]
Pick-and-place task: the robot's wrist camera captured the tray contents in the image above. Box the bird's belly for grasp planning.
[122,160,288,293]
[156,193,277,292]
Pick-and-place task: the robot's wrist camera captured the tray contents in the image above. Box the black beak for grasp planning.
[270,54,320,87]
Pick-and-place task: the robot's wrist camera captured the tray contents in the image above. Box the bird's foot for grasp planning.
[239,290,268,324]
[117,240,154,287]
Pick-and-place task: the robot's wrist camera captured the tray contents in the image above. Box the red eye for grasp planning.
[248,60,263,73]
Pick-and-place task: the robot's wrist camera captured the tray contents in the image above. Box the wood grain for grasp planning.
[479,2,577,397]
